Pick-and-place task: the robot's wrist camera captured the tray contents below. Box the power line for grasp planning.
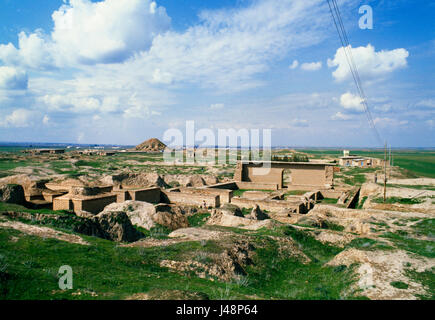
[327,0,383,146]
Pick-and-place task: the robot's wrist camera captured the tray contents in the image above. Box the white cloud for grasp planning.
[415,99,435,109]
[331,112,353,120]
[291,118,308,127]
[125,0,334,91]
[42,115,50,125]
[328,44,409,82]
[0,109,34,127]
[374,103,392,113]
[210,103,224,110]
[340,92,364,112]
[152,68,173,84]
[300,61,322,71]
[0,66,28,90]
[289,60,299,69]
[0,0,171,68]
[373,117,408,128]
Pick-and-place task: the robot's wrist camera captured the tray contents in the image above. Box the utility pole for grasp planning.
[389,145,392,179]
[383,142,387,203]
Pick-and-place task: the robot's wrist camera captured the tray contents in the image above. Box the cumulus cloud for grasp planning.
[331,112,353,121]
[291,119,308,127]
[328,44,409,82]
[289,60,299,69]
[340,92,364,112]
[373,117,408,128]
[300,61,322,71]
[415,99,435,109]
[126,0,333,91]
[0,0,171,68]
[0,66,28,90]
[0,109,34,127]
[42,115,50,125]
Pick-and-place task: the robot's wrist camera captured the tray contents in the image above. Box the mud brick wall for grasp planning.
[180,187,233,204]
[75,194,117,214]
[235,181,279,190]
[163,191,220,208]
[230,197,306,214]
[130,187,161,203]
[53,197,72,211]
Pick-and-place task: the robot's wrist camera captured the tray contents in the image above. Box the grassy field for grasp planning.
[301,149,435,178]
[0,219,364,300]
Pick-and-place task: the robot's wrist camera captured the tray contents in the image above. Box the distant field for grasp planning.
[301,149,435,178]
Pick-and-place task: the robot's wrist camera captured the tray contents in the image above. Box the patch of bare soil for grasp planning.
[0,220,89,245]
[126,289,208,300]
[309,229,357,248]
[388,178,435,186]
[160,239,256,282]
[124,227,231,248]
[327,249,435,300]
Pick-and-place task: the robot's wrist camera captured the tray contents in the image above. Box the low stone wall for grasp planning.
[206,182,238,190]
[42,189,68,202]
[319,190,344,199]
[230,197,306,214]
[53,193,117,214]
[235,181,279,190]
[113,187,161,203]
[53,197,72,211]
[163,191,220,208]
[180,187,233,204]
[129,187,161,203]
[302,191,322,202]
[78,194,117,214]
[242,191,271,200]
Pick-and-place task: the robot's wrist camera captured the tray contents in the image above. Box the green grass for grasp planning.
[232,189,273,197]
[381,232,434,258]
[0,221,365,300]
[390,281,409,290]
[319,198,338,204]
[372,197,424,205]
[411,219,435,238]
[241,208,252,216]
[405,268,435,300]
[347,238,393,251]
[0,203,70,216]
[285,190,306,196]
[357,196,368,209]
[343,174,366,186]
[386,184,435,191]
[187,213,211,227]
[302,149,435,178]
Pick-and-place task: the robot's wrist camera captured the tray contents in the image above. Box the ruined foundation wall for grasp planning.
[230,197,306,214]
[53,198,72,211]
[130,187,161,203]
[245,167,283,188]
[164,191,220,208]
[75,195,117,214]
[180,188,233,204]
[235,181,279,190]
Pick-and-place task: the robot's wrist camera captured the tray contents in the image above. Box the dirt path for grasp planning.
[0,220,89,245]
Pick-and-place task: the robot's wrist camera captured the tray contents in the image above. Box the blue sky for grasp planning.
[0,0,434,147]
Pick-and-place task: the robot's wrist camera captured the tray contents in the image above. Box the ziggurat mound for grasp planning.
[135,138,166,152]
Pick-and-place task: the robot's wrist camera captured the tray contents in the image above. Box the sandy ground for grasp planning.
[387,178,435,186]
[327,248,434,300]
[0,220,89,245]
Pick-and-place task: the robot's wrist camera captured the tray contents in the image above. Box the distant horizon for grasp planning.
[0,141,433,150]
